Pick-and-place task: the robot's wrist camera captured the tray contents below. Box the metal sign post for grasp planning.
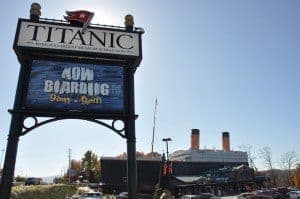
[0,61,30,198]
[126,67,137,199]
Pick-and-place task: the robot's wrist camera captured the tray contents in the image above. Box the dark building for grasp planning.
[101,157,161,193]
[100,157,248,194]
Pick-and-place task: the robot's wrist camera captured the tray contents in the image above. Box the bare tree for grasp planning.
[280,151,297,171]
[259,146,273,170]
[280,151,298,186]
[238,145,258,172]
[259,146,277,187]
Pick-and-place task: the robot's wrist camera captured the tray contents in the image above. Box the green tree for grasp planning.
[81,150,100,183]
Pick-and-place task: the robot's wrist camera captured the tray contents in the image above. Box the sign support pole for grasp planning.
[0,64,28,198]
[126,67,137,199]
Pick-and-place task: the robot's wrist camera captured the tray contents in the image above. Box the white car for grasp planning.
[182,193,220,199]
[288,191,300,199]
[182,195,200,199]
[116,192,128,199]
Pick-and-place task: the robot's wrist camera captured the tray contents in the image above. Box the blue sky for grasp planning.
[0,0,299,177]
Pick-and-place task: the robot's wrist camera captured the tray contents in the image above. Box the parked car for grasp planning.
[24,177,42,185]
[116,192,150,199]
[255,189,282,199]
[116,192,128,199]
[288,191,300,199]
[276,187,291,195]
[245,195,272,199]
[70,195,81,199]
[198,193,220,199]
[276,187,291,199]
[237,192,256,199]
[79,191,101,199]
[182,193,220,199]
[182,195,201,199]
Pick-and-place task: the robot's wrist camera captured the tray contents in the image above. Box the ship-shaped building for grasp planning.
[169,129,248,177]
[100,129,250,194]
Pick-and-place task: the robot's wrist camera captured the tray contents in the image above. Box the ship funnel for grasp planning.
[222,132,230,151]
[191,129,199,150]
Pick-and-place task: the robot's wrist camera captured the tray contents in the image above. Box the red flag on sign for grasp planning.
[64,10,94,25]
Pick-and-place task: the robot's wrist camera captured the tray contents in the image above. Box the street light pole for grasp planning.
[162,138,172,160]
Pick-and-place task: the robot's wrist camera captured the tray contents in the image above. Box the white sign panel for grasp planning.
[17,21,140,57]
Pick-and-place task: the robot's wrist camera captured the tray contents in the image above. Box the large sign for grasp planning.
[15,19,140,57]
[0,8,142,199]
[26,60,124,113]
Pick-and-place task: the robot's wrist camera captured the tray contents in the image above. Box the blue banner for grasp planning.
[26,60,124,113]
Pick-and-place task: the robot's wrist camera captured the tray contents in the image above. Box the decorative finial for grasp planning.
[125,14,134,31]
[30,3,41,21]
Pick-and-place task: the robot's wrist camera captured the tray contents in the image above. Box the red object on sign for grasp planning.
[64,10,94,25]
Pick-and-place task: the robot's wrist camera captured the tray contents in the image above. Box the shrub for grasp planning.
[11,184,77,199]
